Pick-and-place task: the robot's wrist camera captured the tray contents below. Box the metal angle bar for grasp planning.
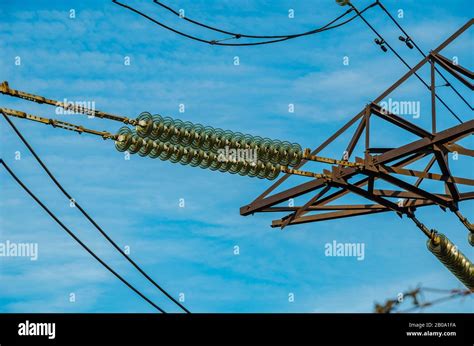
[370,104,433,138]
[313,152,427,207]
[365,108,371,151]
[240,178,328,215]
[367,169,454,210]
[445,143,474,157]
[381,165,474,186]
[345,116,366,159]
[308,177,369,208]
[389,152,429,168]
[373,120,474,165]
[432,52,474,79]
[403,155,439,208]
[431,54,474,90]
[368,176,374,193]
[404,157,436,188]
[430,60,437,134]
[274,192,474,227]
[271,208,387,227]
[330,178,407,214]
[404,192,474,207]
[262,204,388,212]
[433,147,461,202]
[280,185,332,229]
[372,189,451,200]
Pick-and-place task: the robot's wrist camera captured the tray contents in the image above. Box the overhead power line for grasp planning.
[0,159,165,313]
[349,2,464,124]
[377,1,472,110]
[374,286,472,313]
[0,110,190,314]
[112,0,377,46]
[152,0,364,39]
[114,0,465,124]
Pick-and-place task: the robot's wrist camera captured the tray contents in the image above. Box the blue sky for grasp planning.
[0,0,472,313]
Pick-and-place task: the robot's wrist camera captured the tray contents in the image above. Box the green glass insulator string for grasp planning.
[134,112,304,167]
[115,126,281,180]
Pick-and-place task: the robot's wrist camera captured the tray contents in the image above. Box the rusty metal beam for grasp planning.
[433,146,461,203]
[241,121,472,216]
[373,120,474,165]
[240,178,328,215]
[272,192,474,227]
[243,20,473,229]
[345,116,366,159]
[330,177,407,214]
[445,143,474,156]
[430,59,437,134]
[280,185,331,229]
[371,103,433,138]
[432,52,474,79]
[271,208,387,227]
[372,189,450,200]
[366,170,453,210]
[380,165,474,186]
[431,53,474,90]
[262,204,388,212]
